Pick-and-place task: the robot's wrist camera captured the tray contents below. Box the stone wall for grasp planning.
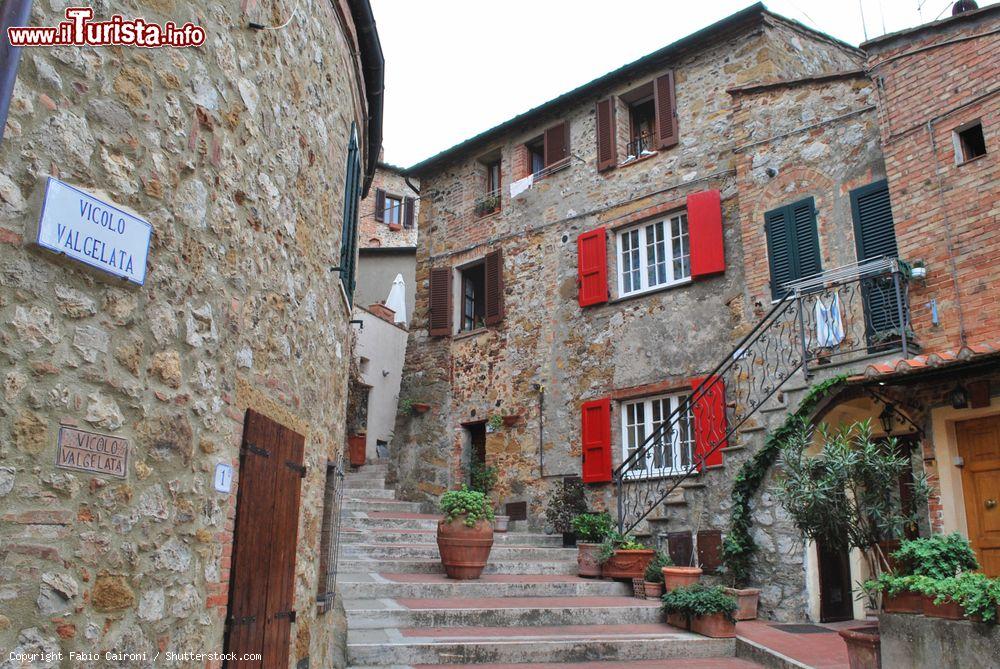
[0,1,373,666]
[879,612,1000,668]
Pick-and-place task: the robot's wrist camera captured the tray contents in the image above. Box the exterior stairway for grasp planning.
[337,463,757,668]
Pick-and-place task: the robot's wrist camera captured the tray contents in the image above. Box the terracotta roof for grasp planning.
[852,339,1000,381]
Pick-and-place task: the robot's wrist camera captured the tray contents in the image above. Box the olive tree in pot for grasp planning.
[775,419,929,669]
[570,511,614,578]
[437,486,495,579]
[544,478,587,547]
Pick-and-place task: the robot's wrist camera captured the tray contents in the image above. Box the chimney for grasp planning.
[953,0,979,15]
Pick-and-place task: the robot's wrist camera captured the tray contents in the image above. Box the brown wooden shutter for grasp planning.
[596,98,617,172]
[697,530,723,574]
[543,122,569,167]
[484,249,504,325]
[653,71,678,150]
[428,267,452,336]
[403,196,415,228]
[374,188,386,222]
[667,531,694,567]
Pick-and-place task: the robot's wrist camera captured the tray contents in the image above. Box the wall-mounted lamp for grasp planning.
[879,403,896,433]
[951,384,969,409]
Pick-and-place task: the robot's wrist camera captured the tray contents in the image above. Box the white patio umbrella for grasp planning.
[385,273,407,325]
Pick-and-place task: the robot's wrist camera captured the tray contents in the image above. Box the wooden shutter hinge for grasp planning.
[227,615,256,627]
[276,609,297,622]
[286,461,307,478]
[243,443,270,458]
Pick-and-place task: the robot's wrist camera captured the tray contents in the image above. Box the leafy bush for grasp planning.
[470,463,498,496]
[890,533,979,578]
[544,479,587,533]
[661,584,737,621]
[597,532,649,564]
[865,571,1000,624]
[644,551,673,583]
[570,511,614,544]
[440,485,495,527]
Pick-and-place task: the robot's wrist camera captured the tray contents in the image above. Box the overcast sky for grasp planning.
[370,0,985,167]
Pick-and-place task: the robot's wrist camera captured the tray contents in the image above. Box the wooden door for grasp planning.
[957,416,1000,577]
[225,410,306,667]
[817,537,853,622]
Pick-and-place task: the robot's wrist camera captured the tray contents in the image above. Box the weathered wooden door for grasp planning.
[957,416,1000,577]
[225,410,306,667]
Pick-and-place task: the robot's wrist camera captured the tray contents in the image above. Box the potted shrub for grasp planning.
[865,573,923,614]
[570,512,613,578]
[599,533,655,580]
[545,479,587,548]
[436,486,495,580]
[724,585,761,621]
[643,551,672,600]
[661,584,738,638]
[890,532,979,579]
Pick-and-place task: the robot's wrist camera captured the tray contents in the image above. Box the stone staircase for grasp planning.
[337,463,755,668]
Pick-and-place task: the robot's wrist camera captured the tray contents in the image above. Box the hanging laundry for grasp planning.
[815,292,845,348]
[509,173,533,198]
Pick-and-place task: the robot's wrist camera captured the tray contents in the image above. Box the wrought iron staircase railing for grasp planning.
[614,257,912,535]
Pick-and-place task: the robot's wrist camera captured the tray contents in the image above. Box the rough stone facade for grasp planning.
[0,1,378,666]
[394,8,865,621]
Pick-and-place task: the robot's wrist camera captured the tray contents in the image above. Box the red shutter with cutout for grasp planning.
[577,228,608,307]
[484,249,504,325]
[690,376,726,470]
[581,398,612,483]
[687,190,725,278]
[654,71,678,150]
[374,189,386,222]
[428,267,452,336]
[596,98,617,172]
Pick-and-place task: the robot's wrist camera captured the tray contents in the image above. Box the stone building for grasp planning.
[0,1,382,666]
[393,3,879,621]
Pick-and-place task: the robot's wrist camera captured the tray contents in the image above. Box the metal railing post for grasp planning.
[893,270,909,359]
[616,474,624,535]
[795,291,811,377]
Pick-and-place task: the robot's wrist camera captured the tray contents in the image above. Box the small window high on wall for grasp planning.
[460,262,486,332]
[954,120,986,164]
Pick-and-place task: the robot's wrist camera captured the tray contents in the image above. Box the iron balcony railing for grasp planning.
[474,188,502,217]
[614,257,912,535]
[625,132,655,160]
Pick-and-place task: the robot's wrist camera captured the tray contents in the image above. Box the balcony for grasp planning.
[474,189,501,218]
[623,133,656,163]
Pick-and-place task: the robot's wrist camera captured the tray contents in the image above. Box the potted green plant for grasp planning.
[437,485,495,579]
[661,584,738,638]
[570,511,613,578]
[643,551,672,600]
[598,532,655,580]
[545,479,587,547]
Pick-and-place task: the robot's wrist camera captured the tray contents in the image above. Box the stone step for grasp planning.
[343,499,424,513]
[344,596,663,630]
[347,623,733,665]
[339,528,563,546]
[343,487,396,499]
[348,658,760,669]
[337,558,578,576]
[345,478,387,490]
[342,513,442,531]
[335,574,630,600]
[339,543,579,562]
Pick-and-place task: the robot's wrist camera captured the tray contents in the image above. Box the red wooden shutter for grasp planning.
[428,267,452,336]
[654,71,678,150]
[374,188,386,222]
[577,228,608,307]
[543,121,569,167]
[403,196,415,228]
[687,190,725,278]
[581,398,612,483]
[596,98,617,172]
[690,376,726,470]
[484,249,504,325]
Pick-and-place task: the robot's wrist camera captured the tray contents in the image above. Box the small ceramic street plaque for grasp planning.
[55,426,130,478]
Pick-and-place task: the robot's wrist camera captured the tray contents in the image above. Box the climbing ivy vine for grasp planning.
[721,374,848,587]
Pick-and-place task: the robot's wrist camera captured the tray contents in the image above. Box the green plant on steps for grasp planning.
[721,375,847,587]
[570,511,614,544]
[469,462,498,496]
[889,532,979,578]
[661,584,737,621]
[644,550,673,583]
[544,478,587,533]
[597,531,648,564]
[439,485,495,527]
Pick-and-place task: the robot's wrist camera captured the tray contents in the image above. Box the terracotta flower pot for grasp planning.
[602,549,655,580]
[666,612,688,629]
[662,566,702,592]
[690,612,736,638]
[436,517,494,580]
[494,515,510,532]
[577,542,602,578]
[839,626,881,669]
[922,595,964,620]
[347,433,366,467]
[411,403,431,414]
[883,589,923,614]
[644,581,664,600]
[724,587,760,621]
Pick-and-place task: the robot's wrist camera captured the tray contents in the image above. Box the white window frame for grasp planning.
[384,195,403,225]
[621,393,696,479]
[615,212,690,297]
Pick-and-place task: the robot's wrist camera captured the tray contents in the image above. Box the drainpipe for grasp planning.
[0,0,32,145]
[348,0,384,198]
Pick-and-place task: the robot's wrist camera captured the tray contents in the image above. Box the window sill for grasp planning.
[622,469,700,482]
[475,208,502,221]
[956,153,987,167]
[616,151,659,170]
[453,327,491,341]
[611,279,692,304]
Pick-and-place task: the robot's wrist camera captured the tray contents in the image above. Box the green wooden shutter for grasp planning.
[851,180,901,337]
[340,125,361,304]
[764,197,820,299]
